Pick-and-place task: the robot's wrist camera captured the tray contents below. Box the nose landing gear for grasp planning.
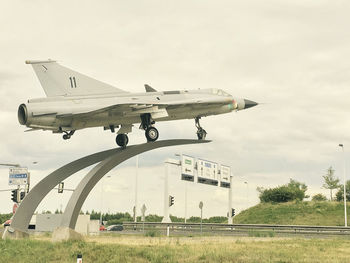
[63,130,75,140]
[195,117,207,140]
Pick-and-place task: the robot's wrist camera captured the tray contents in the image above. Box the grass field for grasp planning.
[234,201,350,226]
[1,235,350,263]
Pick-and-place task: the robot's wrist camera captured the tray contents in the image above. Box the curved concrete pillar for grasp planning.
[3,139,209,240]
[52,139,209,241]
[3,148,123,239]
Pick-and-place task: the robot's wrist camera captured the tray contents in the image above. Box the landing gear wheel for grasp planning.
[62,130,75,140]
[195,117,207,140]
[116,134,129,148]
[196,128,207,140]
[145,127,159,142]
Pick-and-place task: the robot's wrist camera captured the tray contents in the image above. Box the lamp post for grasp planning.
[100,175,111,225]
[244,181,248,208]
[339,144,347,227]
[134,156,139,222]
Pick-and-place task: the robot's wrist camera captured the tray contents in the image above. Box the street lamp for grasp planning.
[244,181,248,208]
[174,153,188,223]
[339,144,347,227]
[134,156,139,223]
[100,175,111,225]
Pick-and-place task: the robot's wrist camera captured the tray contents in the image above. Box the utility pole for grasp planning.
[162,159,171,223]
[228,175,233,224]
[339,144,348,227]
[134,156,139,223]
[184,182,188,223]
[162,158,179,223]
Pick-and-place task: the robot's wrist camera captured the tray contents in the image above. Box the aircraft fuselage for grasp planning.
[19,88,244,132]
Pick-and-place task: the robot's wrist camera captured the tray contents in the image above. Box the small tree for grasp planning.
[322,166,340,201]
[312,193,327,202]
[287,179,309,199]
[336,180,350,202]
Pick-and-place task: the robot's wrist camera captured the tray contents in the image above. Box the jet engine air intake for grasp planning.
[18,104,28,125]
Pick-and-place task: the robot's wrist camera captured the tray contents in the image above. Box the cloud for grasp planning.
[0,0,349,217]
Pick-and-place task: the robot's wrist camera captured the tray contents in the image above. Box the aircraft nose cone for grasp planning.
[244,99,258,109]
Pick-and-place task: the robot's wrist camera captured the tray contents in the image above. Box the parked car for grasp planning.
[3,219,11,227]
[99,225,106,231]
[107,224,124,231]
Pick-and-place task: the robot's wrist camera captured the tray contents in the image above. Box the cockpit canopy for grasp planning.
[211,88,231,97]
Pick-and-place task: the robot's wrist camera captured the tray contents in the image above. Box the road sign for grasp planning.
[9,167,29,186]
[181,155,195,182]
[197,159,218,186]
[199,201,203,209]
[220,165,231,188]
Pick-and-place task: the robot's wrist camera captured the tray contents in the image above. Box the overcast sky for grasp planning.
[1,0,350,219]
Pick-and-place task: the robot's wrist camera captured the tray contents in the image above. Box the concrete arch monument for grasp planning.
[3,139,209,239]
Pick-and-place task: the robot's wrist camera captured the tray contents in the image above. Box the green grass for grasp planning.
[1,236,350,263]
[234,201,350,226]
[144,229,161,237]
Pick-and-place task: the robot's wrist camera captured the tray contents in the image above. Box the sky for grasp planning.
[0,0,350,219]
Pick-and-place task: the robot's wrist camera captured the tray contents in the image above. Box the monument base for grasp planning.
[2,226,29,240]
[51,227,84,242]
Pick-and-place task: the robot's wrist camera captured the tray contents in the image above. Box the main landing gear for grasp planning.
[63,130,75,140]
[140,113,159,142]
[195,117,207,140]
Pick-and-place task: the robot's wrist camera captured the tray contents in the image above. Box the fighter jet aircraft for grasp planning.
[18,60,258,147]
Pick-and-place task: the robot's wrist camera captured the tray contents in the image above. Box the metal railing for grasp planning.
[121,222,350,236]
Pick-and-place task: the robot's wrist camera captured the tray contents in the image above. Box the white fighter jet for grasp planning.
[18,60,258,147]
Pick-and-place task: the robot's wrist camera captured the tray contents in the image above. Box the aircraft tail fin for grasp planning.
[144,84,157,92]
[25,60,127,97]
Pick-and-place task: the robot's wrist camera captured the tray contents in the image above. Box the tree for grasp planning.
[322,166,340,201]
[287,179,309,199]
[257,179,308,203]
[312,193,327,202]
[336,180,350,202]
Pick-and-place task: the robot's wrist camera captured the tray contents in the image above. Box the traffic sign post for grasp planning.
[8,167,29,186]
[177,154,234,224]
[228,175,233,224]
[199,201,203,235]
[141,204,146,232]
[162,159,179,223]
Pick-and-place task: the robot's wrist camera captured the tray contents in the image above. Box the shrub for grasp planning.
[257,179,308,203]
[312,194,327,202]
[144,229,160,237]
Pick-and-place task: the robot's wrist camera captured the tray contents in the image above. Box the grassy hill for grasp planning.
[234,201,350,226]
